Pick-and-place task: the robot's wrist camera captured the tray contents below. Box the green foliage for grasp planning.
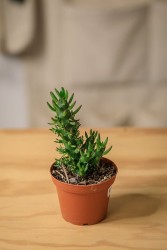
[47,87,112,177]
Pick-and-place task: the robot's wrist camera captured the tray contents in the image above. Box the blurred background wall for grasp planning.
[0,0,167,128]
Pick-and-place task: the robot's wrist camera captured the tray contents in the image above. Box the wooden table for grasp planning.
[0,128,167,250]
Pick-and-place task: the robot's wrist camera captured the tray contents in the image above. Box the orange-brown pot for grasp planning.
[50,157,118,225]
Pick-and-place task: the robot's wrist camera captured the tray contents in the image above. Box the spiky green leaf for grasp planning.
[103,145,112,155]
[47,102,56,112]
[73,105,82,115]
[69,101,76,110]
[69,93,74,104]
[50,91,58,102]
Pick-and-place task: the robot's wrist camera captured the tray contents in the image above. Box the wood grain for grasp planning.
[0,128,167,250]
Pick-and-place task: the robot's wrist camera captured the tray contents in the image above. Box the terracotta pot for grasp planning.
[50,157,118,225]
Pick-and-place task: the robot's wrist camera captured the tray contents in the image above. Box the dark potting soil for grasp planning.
[51,158,117,185]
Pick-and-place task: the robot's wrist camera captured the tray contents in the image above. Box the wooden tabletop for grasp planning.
[0,128,167,250]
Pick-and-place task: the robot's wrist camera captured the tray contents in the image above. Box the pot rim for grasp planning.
[50,157,118,189]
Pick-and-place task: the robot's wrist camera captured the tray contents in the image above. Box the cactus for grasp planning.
[47,87,112,177]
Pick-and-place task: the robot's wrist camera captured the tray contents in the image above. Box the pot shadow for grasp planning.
[104,193,160,222]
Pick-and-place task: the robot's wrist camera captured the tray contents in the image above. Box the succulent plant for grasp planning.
[47,87,112,177]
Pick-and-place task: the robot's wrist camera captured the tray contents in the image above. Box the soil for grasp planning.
[51,158,117,185]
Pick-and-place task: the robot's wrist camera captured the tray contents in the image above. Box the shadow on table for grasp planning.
[105,193,160,222]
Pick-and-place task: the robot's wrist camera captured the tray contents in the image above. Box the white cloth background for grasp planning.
[0,0,167,127]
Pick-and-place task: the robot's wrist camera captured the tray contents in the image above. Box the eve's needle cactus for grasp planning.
[47,87,112,177]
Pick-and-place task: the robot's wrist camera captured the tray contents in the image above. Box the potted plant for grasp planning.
[47,87,118,225]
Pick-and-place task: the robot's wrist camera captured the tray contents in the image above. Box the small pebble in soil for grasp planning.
[79,181,87,185]
[69,178,77,184]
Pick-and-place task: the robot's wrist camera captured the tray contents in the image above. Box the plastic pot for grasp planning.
[50,157,118,225]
